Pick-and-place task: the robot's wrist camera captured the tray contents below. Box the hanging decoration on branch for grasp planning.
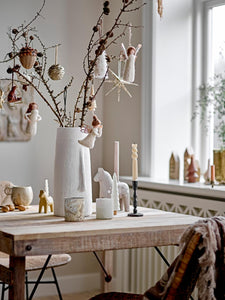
[24,102,42,137]
[48,45,65,80]
[94,18,108,80]
[158,0,163,18]
[105,24,141,102]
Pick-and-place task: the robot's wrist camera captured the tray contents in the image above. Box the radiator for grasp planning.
[114,188,225,298]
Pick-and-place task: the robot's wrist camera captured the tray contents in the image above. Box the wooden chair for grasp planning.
[0,181,71,300]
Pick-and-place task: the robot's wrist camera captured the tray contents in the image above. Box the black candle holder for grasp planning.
[128,180,143,217]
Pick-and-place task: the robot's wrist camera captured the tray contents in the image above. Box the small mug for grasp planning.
[64,197,84,222]
[4,186,33,206]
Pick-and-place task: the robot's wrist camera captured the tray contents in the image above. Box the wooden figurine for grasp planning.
[93,168,130,212]
[78,115,103,149]
[169,152,180,180]
[24,102,42,137]
[184,147,194,181]
[39,190,54,213]
[187,155,198,183]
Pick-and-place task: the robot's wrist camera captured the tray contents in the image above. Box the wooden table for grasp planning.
[0,205,201,300]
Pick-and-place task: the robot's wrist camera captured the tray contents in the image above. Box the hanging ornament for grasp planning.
[158,0,163,18]
[94,18,108,79]
[48,45,65,80]
[0,89,5,109]
[87,83,97,111]
[7,86,22,104]
[24,102,42,137]
[19,46,37,69]
[121,24,142,83]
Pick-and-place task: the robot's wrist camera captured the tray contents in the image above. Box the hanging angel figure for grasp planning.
[24,102,42,137]
[78,115,103,149]
[121,43,142,83]
[105,24,141,101]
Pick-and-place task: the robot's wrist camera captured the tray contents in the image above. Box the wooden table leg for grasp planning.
[9,256,25,300]
[103,250,113,292]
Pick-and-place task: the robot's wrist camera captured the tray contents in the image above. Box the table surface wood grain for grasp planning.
[0,205,201,257]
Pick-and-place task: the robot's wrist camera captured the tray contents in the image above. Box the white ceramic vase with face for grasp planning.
[54,127,92,217]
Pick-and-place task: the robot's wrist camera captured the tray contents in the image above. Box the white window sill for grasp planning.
[120,176,225,201]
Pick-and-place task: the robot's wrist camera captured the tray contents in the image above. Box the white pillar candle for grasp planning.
[132,143,138,181]
[96,198,113,219]
[114,141,119,181]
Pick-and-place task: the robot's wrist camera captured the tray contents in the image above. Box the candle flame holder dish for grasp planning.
[128,181,143,217]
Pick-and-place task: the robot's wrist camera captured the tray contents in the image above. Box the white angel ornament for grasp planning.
[24,102,42,137]
[121,43,142,83]
[78,115,103,149]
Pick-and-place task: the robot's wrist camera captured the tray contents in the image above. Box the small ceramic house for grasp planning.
[169,152,180,180]
[184,147,194,181]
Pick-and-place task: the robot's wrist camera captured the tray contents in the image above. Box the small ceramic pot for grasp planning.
[19,46,37,69]
[48,64,65,80]
[64,197,84,222]
[96,198,113,220]
[4,186,33,206]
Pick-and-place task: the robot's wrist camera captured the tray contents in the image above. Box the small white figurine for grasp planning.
[0,89,5,109]
[24,102,42,137]
[121,43,142,83]
[111,172,120,215]
[78,115,103,149]
[94,168,130,212]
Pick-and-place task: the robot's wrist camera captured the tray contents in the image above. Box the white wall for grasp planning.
[0,0,102,294]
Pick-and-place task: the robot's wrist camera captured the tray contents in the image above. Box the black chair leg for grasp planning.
[25,272,29,300]
[51,267,63,300]
[28,254,52,300]
[1,283,5,300]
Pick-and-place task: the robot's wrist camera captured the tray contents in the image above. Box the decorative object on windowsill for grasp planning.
[96,198,113,220]
[78,115,103,149]
[39,190,54,213]
[112,172,120,215]
[169,152,180,180]
[213,149,225,184]
[24,102,42,137]
[187,155,198,183]
[48,45,65,81]
[204,158,211,184]
[184,147,194,181]
[128,143,143,217]
[193,73,225,183]
[195,159,200,182]
[211,164,215,188]
[93,168,130,212]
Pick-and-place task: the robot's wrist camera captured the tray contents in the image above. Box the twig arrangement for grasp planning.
[0,0,162,128]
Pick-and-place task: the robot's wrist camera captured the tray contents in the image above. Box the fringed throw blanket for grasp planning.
[144,216,225,300]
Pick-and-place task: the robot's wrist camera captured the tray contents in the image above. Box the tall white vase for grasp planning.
[54,127,92,217]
